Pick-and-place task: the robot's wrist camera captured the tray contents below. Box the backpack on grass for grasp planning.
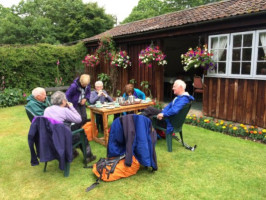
[86,155,140,192]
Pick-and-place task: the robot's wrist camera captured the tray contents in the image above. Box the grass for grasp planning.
[0,105,265,200]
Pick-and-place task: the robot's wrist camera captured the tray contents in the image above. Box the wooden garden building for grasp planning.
[82,0,266,127]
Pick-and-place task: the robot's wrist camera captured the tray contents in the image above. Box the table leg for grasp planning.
[102,113,109,146]
[90,110,96,138]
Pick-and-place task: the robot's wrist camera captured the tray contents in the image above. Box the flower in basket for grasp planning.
[82,54,100,67]
[111,51,131,69]
[181,45,216,72]
[138,45,167,67]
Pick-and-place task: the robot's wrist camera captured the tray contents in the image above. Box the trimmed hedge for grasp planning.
[0,43,87,92]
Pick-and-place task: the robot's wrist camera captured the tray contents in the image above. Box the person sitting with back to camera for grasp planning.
[25,87,50,116]
[44,91,96,163]
[122,84,146,100]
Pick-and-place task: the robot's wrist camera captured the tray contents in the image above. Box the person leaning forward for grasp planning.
[25,87,50,116]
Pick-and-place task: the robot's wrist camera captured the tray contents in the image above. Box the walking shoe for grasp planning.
[86,155,96,163]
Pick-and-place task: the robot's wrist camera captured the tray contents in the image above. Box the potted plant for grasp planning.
[138,45,167,67]
[181,45,216,72]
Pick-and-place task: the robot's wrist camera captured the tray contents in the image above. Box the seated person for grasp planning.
[44,91,96,163]
[142,80,194,135]
[122,84,146,100]
[89,81,113,104]
[90,81,118,131]
[25,87,50,116]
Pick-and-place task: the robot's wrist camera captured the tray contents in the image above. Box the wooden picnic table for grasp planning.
[88,102,154,146]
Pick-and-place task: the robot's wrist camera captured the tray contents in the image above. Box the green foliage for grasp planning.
[129,79,137,85]
[140,80,152,98]
[96,35,116,62]
[0,88,27,107]
[97,73,112,93]
[116,89,121,97]
[122,0,222,24]
[0,42,87,91]
[0,0,115,44]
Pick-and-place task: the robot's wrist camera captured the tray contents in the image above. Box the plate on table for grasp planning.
[102,104,110,107]
[105,106,115,109]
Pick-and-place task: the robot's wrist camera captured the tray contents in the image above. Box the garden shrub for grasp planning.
[0,42,87,92]
[0,88,27,107]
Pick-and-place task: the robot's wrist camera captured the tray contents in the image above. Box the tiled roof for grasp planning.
[83,0,266,43]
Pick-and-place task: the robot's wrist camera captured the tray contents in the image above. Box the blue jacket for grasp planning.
[107,114,157,170]
[28,117,73,170]
[66,77,91,108]
[162,92,194,134]
[123,88,146,100]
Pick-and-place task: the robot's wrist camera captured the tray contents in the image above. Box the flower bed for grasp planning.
[185,115,266,143]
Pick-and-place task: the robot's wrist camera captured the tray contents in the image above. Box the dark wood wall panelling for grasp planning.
[85,41,164,100]
[203,78,266,128]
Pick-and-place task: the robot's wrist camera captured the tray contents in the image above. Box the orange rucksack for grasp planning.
[86,155,140,192]
[82,121,98,141]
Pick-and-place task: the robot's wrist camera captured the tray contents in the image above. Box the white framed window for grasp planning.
[208,30,266,80]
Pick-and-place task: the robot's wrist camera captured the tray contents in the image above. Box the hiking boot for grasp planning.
[86,155,96,163]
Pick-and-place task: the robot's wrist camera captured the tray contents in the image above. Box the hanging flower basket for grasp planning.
[111,50,131,69]
[82,54,100,68]
[138,45,167,67]
[181,45,216,72]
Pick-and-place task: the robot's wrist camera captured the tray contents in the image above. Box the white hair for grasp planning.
[32,87,45,97]
[174,79,186,90]
[95,81,103,87]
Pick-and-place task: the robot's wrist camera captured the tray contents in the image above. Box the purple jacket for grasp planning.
[66,78,91,108]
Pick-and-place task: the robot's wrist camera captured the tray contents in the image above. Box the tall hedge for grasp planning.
[0,43,88,92]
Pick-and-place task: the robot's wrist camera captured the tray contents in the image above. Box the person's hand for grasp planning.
[67,102,73,107]
[80,98,86,105]
[157,113,164,120]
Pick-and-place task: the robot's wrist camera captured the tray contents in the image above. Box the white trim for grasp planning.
[207,29,266,80]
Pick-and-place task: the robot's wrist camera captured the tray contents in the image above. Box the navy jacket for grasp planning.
[107,114,157,170]
[28,117,73,170]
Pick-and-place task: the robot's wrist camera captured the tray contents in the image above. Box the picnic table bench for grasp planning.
[45,86,69,94]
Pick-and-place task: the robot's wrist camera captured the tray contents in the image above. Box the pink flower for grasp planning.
[57,60,60,66]
[23,93,26,97]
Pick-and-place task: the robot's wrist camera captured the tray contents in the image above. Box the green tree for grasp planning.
[0,0,115,44]
[122,0,222,24]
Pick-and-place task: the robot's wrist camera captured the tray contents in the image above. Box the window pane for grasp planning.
[258,32,266,46]
[218,62,226,74]
[242,48,252,61]
[243,34,252,47]
[232,62,240,74]
[257,47,266,61]
[242,62,251,74]
[211,37,218,49]
[212,49,219,61]
[232,49,241,61]
[219,49,227,61]
[256,62,266,75]
[233,35,242,47]
[219,36,227,48]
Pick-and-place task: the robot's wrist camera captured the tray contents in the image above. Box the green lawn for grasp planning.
[0,105,265,200]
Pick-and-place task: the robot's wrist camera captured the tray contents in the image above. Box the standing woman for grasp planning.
[66,74,91,128]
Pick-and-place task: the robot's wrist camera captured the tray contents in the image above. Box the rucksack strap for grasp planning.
[85,178,100,192]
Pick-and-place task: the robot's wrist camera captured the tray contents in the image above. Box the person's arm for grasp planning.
[162,96,190,117]
[137,89,146,100]
[65,84,75,101]
[64,106,82,124]
[89,91,100,104]
[85,84,91,101]
[103,90,113,102]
